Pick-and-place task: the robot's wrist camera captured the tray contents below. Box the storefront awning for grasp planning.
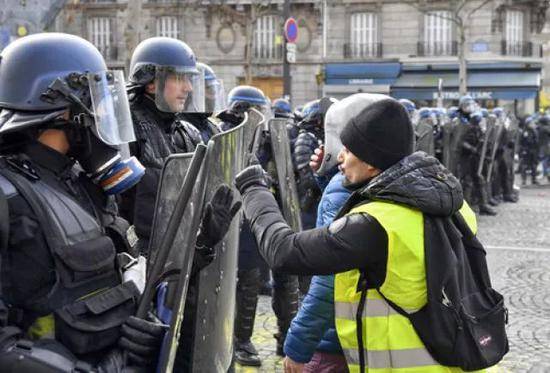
[391,70,541,100]
[325,62,401,85]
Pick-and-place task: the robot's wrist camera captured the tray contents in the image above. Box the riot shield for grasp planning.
[269,118,303,232]
[243,108,266,166]
[448,119,468,178]
[476,121,491,178]
[154,148,210,373]
[487,121,503,183]
[190,112,259,372]
[141,146,208,319]
[415,119,435,156]
[441,120,454,169]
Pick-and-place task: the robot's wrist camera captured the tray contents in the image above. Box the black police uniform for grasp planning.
[459,116,496,215]
[0,142,140,371]
[180,112,220,143]
[122,93,212,372]
[122,94,201,250]
[519,124,540,185]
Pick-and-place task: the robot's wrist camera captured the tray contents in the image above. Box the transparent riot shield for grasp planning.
[441,120,454,170]
[476,122,491,178]
[135,145,208,372]
[243,108,266,166]
[269,118,302,232]
[415,119,435,156]
[448,119,468,178]
[487,122,504,183]
[190,109,264,372]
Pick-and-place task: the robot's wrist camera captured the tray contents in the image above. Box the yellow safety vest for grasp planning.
[334,200,483,373]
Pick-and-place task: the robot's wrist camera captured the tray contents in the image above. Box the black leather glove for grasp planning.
[196,184,242,249]
[235,165,271,194]
[118,315,167,367]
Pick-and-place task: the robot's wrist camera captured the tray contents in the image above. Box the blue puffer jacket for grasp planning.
[283,171,351,363]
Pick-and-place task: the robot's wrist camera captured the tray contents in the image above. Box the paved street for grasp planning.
[236,179,550,373]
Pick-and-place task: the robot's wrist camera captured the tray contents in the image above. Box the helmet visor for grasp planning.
[88,70,135,146]
[155,65,204,113]
[205,79,226,114]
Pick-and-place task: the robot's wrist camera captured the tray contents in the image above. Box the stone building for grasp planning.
[0,0,63,49]
[18,0,550,113]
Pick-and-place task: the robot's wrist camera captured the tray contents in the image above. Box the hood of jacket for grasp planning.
[359,151,463,216]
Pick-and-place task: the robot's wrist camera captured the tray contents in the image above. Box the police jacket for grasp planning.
[0,141,138,370]
[180,112,220,143]
[284,172,350,363]
[122,94,201,252]
[460,122,483,156]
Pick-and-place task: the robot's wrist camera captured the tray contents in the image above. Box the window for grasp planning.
[505,10,524,56]
[156,16,179,39]
[88,17,113,59]
[424,11,453,56]
[350,12,378,58]
[254,15,279,60]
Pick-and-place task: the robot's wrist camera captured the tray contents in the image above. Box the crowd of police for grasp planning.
[401,97,550,216]
[0,30,533,373]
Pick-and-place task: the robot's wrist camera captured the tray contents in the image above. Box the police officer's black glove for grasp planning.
[196,184,242,250]
[235,165,271,194]
[119,315,167,367]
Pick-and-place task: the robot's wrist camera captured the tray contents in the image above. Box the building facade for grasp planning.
[44,0,549,113]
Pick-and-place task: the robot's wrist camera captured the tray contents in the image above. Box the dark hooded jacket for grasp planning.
[241,152,464,278]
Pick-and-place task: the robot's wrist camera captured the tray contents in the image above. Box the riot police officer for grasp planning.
[0,33,165,372]
[538,114,550,183]
[124,37,204,250]
[220,86,300,365]
[415,107,435,155]
[519,116,540,185]
[459,110,497,215]
[490,108,517,202]
[398,98,416,123]
[272,98,294,119]
[124,37,239,372]
[293,99,326,230]
[181,62,223,143]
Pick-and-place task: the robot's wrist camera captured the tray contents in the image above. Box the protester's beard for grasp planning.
[342,174,372,191]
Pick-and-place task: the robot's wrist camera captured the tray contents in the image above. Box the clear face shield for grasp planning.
[88,70,135,146]
[155,66,205,113]
[205,79,226,114]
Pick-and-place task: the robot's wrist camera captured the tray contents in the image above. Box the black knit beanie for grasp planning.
[340,99,414,170]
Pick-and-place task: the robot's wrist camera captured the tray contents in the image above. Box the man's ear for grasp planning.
[366,163,382,177]
[145,82,155,95]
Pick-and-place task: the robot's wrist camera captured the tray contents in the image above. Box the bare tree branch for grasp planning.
[467,0,494,18]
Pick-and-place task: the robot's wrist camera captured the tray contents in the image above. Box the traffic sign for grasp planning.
[284,18,298,43]
[286,42,296,63]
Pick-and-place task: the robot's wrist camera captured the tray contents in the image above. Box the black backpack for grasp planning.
[376,212,509,371]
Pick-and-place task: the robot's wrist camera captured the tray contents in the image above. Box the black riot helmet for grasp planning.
[298,97,337,139]
[227,85,270,115]
[0,33,144,195]
[128,37,204,113]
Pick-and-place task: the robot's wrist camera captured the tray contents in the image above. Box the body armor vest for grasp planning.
[0,159,136,355]
[129,102,201,245]
[131,105,199,170]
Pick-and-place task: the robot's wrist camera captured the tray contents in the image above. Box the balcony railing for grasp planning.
[417,41,458,57]
[501,41,541,57]
[252,44,283,61]
[97,45,118,61]
[343,43,383,59]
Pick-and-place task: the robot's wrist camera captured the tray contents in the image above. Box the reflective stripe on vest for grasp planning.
[334,201,480,373]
